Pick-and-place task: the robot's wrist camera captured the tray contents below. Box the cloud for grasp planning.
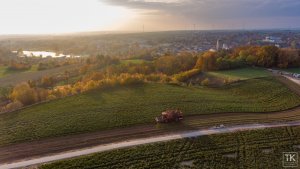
[102,0,300,29]
[104,0,300,19]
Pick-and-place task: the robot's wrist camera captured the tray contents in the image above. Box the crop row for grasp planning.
[41,126,300,169]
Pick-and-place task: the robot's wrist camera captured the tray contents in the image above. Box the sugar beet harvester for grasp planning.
[155,109,183,123]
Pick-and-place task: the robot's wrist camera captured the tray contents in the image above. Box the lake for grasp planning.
[12,51,81,58]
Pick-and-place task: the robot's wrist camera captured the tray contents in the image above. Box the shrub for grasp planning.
[51,85,73,97]
[10,83,38,105]
[8,61,31,71]
[145,73,170,83]
[36,88,49,102]
[118,73,145,85]
[83,80,99,92]
[5,101,23,112]
[201,78,210,86]
[47,95,57,100]
[173,69,201,82]
[40,76,55,88]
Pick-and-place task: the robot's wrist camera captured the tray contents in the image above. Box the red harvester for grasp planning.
[155,109,183,123]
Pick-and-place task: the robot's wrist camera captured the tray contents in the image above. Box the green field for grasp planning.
[0,64,78,87]
[40,126,300,169]
[208,67,270,80]
[0,65,39,78]
[0,77,299,146]
[0,66,23,78]
[0,66,5,78]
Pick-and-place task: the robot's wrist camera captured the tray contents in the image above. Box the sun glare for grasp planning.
[0,0,135,34]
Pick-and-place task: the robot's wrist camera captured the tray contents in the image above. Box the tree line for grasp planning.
[195,46,300,71]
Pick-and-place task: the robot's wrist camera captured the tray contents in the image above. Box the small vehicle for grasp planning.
[155,109,183,123]
[213,124,225,129]
[293,73,300,78]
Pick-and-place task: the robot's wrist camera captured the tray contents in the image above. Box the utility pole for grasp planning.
[143,24,145,33]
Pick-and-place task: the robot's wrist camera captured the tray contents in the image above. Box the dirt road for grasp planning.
[2,121,300,169]
[284,75,300,85]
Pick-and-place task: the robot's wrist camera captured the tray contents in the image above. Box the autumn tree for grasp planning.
[5,101,23,112]
[10,83,38,105]
[278,49,300,68]
[155,54,196,75]
[195,51,217,71]
[257,46,279,67]
[41,76,55,88]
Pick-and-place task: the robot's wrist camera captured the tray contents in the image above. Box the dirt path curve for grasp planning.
[2,121,300,169]
[0,74,300,167]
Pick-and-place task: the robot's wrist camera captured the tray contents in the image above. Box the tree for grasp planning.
[10,83,38,105]
[80,65,90,74]
[64,70,70,84]
[36,88,49,102]
[246,55,258,65]
[291,41,297,49]
[195,51,217,71]
[257,46,279,67]
[154,55,180,75]
[17,48,24,56]
[41,76,55,88]
[278,48,300,68]
[154,54,196,75]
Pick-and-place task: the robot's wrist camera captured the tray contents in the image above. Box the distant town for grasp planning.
[0,30,299,60]
[132,30,300,55]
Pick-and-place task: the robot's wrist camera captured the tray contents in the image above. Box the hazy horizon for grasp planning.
[1,0,300,35]
[2,28,300,37]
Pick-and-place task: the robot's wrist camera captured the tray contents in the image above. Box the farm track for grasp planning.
[1,74,300,165]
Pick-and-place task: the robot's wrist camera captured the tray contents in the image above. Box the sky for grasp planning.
[1,0,300,34]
